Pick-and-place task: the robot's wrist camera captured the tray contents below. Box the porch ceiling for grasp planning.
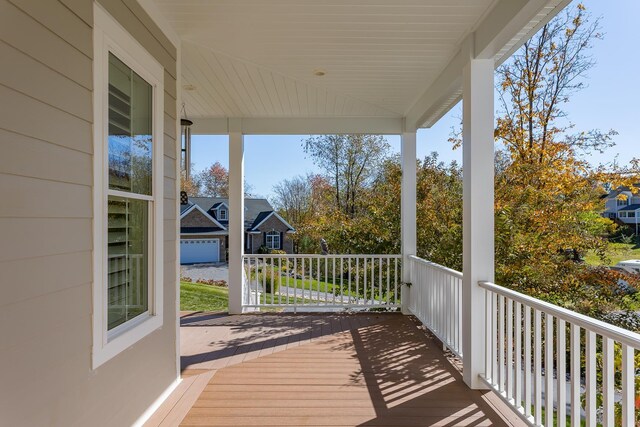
[152,0,568,129]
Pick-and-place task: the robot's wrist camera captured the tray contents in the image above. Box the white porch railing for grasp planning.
[481,281,640,427]
[242,254,401,311]
[407,255,463,358]
[406,255,640,426]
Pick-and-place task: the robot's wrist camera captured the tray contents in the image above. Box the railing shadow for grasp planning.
[180,312,386,371]
[349,317,508,426]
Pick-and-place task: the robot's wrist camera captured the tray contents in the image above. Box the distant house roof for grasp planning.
[180,196,293,232]
[619,204,640,211]
[179,203,227,231]
[605,185,640,199]
[248,211,295,232]
[248,211,272,231]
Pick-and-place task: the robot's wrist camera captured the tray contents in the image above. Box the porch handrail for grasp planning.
[479,281,640,348]
[407,255,463,358]
[408,255,463,278]
[480,280,640,426]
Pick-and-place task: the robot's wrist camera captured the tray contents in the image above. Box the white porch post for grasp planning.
[228,125,245,314]
[401,130,417,314]
[462,58,494,389]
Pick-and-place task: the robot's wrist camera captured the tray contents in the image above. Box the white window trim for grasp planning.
[92,5,164,369]
[219,208,227,220]
[266,231,280,250]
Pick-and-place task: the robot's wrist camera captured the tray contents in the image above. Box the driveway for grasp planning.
[181,263,229,283]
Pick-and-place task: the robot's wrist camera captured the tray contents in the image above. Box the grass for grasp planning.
[180,281,228,312]
[253,267,395,302]
[180,280,315,311]
[584,242,640,267]
[535,406,584,427]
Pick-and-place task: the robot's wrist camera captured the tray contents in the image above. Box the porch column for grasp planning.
[228,126,245,314]
[462,58,494,389]
[401,130,417,315]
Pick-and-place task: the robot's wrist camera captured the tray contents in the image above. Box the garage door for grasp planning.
[180,239,219,264]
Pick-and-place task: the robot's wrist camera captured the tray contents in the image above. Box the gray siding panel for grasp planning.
[0,0,179,425]
[0,283,92,352]
[165,90,177,119]
[0,41,93,121]
[0,129,92,185]
[165,155,177,180]
[59,0,93,26]
[0,84,93,154]
[165,69,177,99]
[0,218,92,262]
[165,135,178,159]
[7,0,93,58]
[0,174,92,218]
[0,0,93,89]
[0,251,93,308]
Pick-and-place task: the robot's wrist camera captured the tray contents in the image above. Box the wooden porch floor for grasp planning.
[148,313,524,427]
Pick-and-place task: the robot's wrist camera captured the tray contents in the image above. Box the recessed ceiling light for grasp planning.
[313,69,327,77]
[183,84,197,91]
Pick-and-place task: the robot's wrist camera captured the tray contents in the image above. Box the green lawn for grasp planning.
[180,282,228,312]
[180,281,313,311]
[584,242,640,267]
[253,268,395,301]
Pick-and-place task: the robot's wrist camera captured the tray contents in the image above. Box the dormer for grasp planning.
[219,206,228,220]
[209,202,229,222]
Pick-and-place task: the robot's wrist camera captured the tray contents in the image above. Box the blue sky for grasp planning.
[190,0,639,200]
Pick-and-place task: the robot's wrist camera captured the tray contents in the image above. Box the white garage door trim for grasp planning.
[180,239,219,264]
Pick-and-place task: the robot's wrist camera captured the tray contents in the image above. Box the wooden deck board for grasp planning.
[172,314,523,427]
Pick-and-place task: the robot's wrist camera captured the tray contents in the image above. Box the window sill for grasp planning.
[93,313,163,369]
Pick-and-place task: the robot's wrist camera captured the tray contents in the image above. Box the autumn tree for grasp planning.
[180,168,201,196]
[489,3,640,318]
[303,134,389,217]
[195,161,254,197]
[198,161,229,197]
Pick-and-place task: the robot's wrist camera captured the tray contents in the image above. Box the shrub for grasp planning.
[257,268,278,293]
[600,310,640,332]
[195,278,228,287]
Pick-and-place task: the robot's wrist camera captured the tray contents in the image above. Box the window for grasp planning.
[266,231,281,250]
[619,212,627,218]
[618,199,628,206]
[107,53,152,330]
[92,6,164,368]
[629,212,636,218]
[219,208,227,220]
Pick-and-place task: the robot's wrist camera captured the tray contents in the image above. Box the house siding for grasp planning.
[0,1,179,426]
[182,208,218,228]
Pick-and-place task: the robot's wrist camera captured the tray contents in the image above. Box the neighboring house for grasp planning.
[602,185,640,225]
[180,192,295,264]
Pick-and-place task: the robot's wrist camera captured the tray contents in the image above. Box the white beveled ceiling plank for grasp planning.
[405,0,571,130]
[155,0,496,119]
[182,41,399,118]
